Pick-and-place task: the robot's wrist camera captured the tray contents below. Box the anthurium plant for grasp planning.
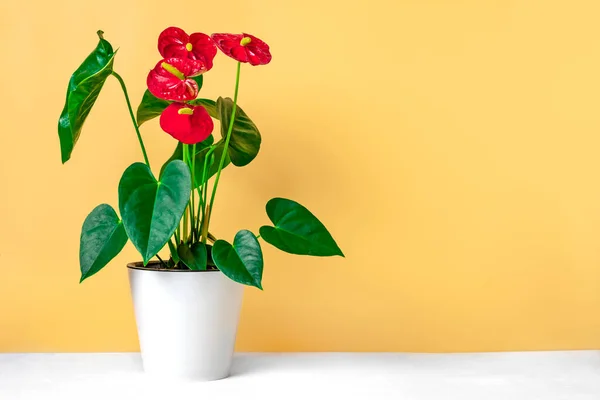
[58,28,343,289]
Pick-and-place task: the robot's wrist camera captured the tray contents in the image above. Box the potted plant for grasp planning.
[57,27,343,381]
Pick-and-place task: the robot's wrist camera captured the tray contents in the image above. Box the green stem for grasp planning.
[204,62,241,234]
[111,71,151,168]
[183,145,195,242]
[190,144,197,241]
[155,253,168,268]
[198,145,217,242]
[183,206,189,242]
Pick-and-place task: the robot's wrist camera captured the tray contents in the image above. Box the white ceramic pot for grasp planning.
[127,262,244,381]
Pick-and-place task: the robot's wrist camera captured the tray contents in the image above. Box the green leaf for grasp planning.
[217,97,261,167]
[159,140,230,188]
[136,90,170,127]
[259,198,344,257]
[79,204,128,282]
[189,98,217,118]
[212,230,263,289]
[192,75,204,91]
[136,75,209,126]
[118,160,191,264]
[58,31,116,163]
[168,240,180,264]
[178,242,207,270]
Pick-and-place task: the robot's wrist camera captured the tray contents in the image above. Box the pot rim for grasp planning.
[127,261,220,273]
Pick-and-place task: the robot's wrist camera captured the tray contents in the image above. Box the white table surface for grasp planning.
[1,351,600,399]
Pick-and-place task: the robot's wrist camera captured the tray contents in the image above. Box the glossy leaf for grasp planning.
[79,204,128,282]
[136,90,170,127]
[178,242,207,270]
[217,97,261,166]
[58,31,116,163]
[119,160,191,264]
[136,76,206,126]
[212,230,263,289]
[259,198,344,257]
[189,98,217,118]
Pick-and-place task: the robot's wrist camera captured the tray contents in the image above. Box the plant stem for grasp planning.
[183,144,195,241]
[111,71,151,168]
[183,206,189,242]
[203,62,242,237]
[155,253,168,268]
[190,144,197,241]
[198,145,217,242]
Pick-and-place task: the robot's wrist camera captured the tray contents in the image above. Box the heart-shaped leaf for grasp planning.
[212,230,263,289]
[79,204,128,282]
[58,31,116,163]
[178,242,207,270]
[136,76,210,126]
[259,198,344,257]
[119,160,191,264]
[217,97,261,167]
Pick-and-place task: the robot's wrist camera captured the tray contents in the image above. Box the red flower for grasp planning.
[160,103,214,144]
[147,58,206,102]
[211,33,271,66]
[158,27,217,71]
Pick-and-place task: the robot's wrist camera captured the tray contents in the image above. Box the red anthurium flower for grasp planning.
[158,27,217,70]
[147,58,206,101]
[211,33,272,66]
[160,103,214,144]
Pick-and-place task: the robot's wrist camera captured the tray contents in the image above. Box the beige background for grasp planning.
[2,0,600,351]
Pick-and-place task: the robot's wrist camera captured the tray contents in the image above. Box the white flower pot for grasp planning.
[127,263,244,381]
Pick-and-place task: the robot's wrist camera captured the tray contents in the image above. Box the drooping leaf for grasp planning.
[79,204,128,282]
[136,76,208,126]
[178,242,207,270]
[217,97,261,167]
[212,230,263,289]
[118,160,191,264]
[259,198,344,257]
[58,31,116,163]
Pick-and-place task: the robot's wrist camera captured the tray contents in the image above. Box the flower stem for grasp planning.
[190,143,197,242]
[184,144,196,241]
[198,145,217,243]
[111,71,151,169]
[182,145,190,242]
[203,62,241,237]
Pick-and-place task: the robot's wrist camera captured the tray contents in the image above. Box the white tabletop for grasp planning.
[1,351,599,399]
